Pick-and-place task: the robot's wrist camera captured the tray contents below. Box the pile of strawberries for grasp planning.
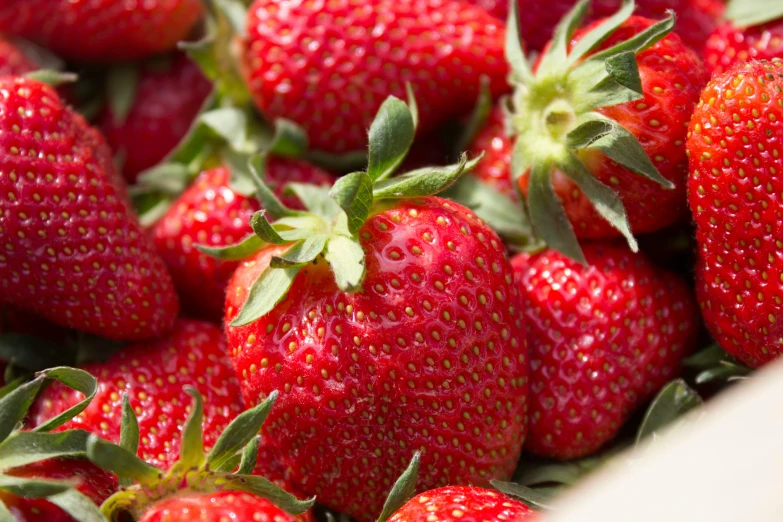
[0,0,782,520]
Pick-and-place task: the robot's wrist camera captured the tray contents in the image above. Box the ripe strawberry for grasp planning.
[467,7,707,261]
[475,0,722,53]
[512,243,699,459]
[705,20,783,75]
[688,59,783,368]
[469,106,515,198]
[139,491,311,522]
[0,0,204,62]
[0,35,38,78]
[32,320,245,471]
[389,486,538,522]
[2,459,117,522]
[153,160,334,322]
[239,0,509,154]
[99,54,213,183]
[0,76,179,340]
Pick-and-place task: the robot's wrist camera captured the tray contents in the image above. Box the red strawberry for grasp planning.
[225,196,528,520]
[688,59,783,368]
[475,0,722,53]
[32,320,245,471]
[389,486,538,522]
[0,35,38,78]
[99,54,213,183]
[2,459,117,522]
[0,76,179,340]
[512,243,699,459]
[705,21,783,75]
[153,160,334,322]
[469,106,515,199]
[0,0,204,62]
[466,11,707,261]
[239,0,509,154]
[139,491,312,522]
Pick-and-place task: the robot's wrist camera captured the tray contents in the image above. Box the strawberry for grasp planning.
[475,0,722,53]
[239,0,509,154]
[99,54,213,183]
[465,5,707,262]
[389,486,538,522]
[2,459,117,522]
[0,76,179,340]
[218,98,528,520]
[512,243,699,459]
[469,106,515,199]
[0,35,38,78]
[153,161,334,322]
[0,0,204,62]
[32,320,245,471]
[138,491,310,522]
[688,59,783,368]
[704,0,783,75]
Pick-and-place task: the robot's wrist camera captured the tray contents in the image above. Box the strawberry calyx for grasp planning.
[506,0,676,262]
[198,94,483,326]
[86,388,314,521]
[0,367,107,520]
[725,0,783,28]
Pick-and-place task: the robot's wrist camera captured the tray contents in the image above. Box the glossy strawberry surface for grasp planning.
[0,0,204,61]
[512,243,699,459]
[240,0,509,153]
[705,20,783,75]
[389,486,538,522]
[99,54,213,182]
[0,77,178,340]
[688,59,783,368]
[225,197,528,520]
[153,161,334,322]
[139,491,312,522]
[468,106,514,198]
[32,320,244,471]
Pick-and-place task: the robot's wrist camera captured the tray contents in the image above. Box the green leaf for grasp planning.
[215,454,243,473]
[570,113,673,189]
[196,234,266,261]
[590,13,675,62]
[212,0,248,38]
[516,455,605,487]
[268,119,309,157]
[105,65,139,125]
[537,0,590,76]
[695,364,752,385]
[405,83,419,130]
[367,96,416,182]
[208,391,277,470]
[0,334,74,372]
[135,163,191,196]
[225,475,315,515]
[176,387,205,472]
[559,153,638,252]
[0,430,90,470]
[237,436,260,475]
[230,267,302,326]
[455,76,492,155]
[24,70,78,87]
[566,0,635,66]
[372,153,480,199]
[34,367,98,433]
[329,171,374,235]
[684,344,730,369]
[250,211,288,245]
[47,489,109,522]
[0,379,44,442]
[118,395,139,488]
[0,475,73,498]
[526,163,586,264]
[726,0,783,27]
[491,480,556,510]
[286,183,342,221]
[636,379,703,445]
[376,452,420,522]
[324,236,366,293]
[86,435,161,487]
[270,235,327,269]
[604,51,643,96]
[200,107,248,153]
[247,154,303,220]
[505,0,533,85]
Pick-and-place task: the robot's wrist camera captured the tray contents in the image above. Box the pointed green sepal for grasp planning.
[250,211,288,245]
[247,154,304,219]
[376,452,420,522]
[237,436,261,475]
[367,96,416,182]
[225,475,315,515]
[590,12,675,62]
[286,183,342,221]
[536,0,590,76]
[372,153,481,200]
[268,119,309,158]
[119,395,140,488]
[329,171,374,235]
[201,108,249,153]
[174,387,206,473]
[230,267,301,326]
[505,0,533,85]
[0,430,90,471]
[324,236,366,293]
[566,0,635,67]
[490,480,555,510]
[196,234,266,261]
[0,475,74,498]
[24,70,78,87]
[135,163,191,196]
[636,379,702,445]
[86,435,162,487]
[455,76,492,155]
[207,391,277,470]
[106,65,140,125]
[405,83,419,130]
[33,367,98,433]
[270,235,328,269]
[726,0,783,28]
[47,489,109,522]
